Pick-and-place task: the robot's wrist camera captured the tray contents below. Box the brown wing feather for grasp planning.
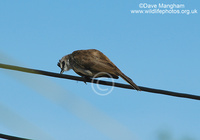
[71,49,119,75]
[71,49,140,90]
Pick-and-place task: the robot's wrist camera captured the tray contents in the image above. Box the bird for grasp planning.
[57,49,141,91]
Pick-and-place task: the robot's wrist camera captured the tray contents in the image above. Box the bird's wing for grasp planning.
[71,49,119,75]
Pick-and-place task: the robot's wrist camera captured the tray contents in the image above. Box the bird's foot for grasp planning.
[82,76,91,85]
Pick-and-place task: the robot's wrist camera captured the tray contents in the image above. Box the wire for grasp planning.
[0,63,200,101]
[0,133,31,140]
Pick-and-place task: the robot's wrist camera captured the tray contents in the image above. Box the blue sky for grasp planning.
[0,1,200,140]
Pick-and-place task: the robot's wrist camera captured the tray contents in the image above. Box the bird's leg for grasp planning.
[82,76,91,84]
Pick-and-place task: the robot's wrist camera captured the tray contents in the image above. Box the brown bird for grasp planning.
[57,49,141,91]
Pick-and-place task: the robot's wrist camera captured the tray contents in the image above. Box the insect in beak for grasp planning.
[60,69,64,74]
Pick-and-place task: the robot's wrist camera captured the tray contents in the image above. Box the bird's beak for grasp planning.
[57,62,63,74]
[57,62,60,67]
[60,69,64,74]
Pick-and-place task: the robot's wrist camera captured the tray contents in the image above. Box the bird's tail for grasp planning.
[118,72,141,91]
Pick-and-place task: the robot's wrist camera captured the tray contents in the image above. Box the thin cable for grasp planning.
[0,133,31,140]
[0,63,199,101]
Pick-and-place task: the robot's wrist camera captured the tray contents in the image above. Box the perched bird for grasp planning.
[57,49,141,91]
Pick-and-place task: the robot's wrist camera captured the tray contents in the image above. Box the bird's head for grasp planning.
[57,55,72,74]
